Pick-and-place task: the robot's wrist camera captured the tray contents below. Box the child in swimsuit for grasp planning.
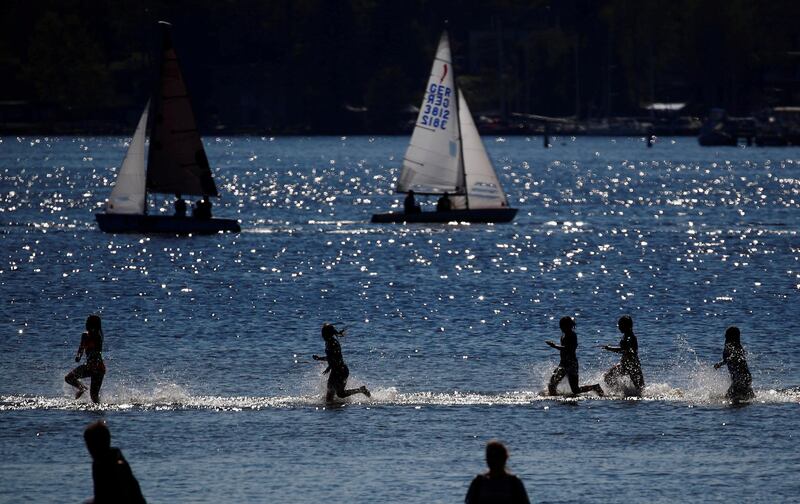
[65,315,106,403]
[312,323,370,402]
[602,315,645,395]
[546,316,604,397]
[714,326,754,402]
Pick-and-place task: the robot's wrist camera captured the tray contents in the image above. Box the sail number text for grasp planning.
[420,83,451,129]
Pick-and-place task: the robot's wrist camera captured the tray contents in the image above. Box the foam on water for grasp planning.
[4,385,798,412]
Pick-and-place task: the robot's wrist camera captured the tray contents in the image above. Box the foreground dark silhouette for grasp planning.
[313,323,371,402]
[465,440,530,504]
[84,421,146,504]
[65,315,105,403]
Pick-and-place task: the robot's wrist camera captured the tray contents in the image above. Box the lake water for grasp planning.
[1,135,799,503]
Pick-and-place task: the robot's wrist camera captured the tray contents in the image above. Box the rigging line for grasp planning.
[414,125,438,132]
[405,143,460,158]
[403,157,424,166]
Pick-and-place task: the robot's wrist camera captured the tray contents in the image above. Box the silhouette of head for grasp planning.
[618,315,633,333]
[84,421,111,459]
[559,316,575,333]
[321,323,338,340]
[408,190,415,196]
[725,326,741,346]
[485,440,508,473]
[86,315,102,334]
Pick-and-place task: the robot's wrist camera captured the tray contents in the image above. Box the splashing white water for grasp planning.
[4,385,798,412]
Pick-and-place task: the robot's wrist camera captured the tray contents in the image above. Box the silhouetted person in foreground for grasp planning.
[465,440,530,504]
[84,421,146,504]
[312,323,371,402]
[602,315,645,395]
[404,190,421,214]
[65,315,106,403]
[436,191,452,212]
[714,326,755,402]
[546,316,604,396]
[174,194,186,217]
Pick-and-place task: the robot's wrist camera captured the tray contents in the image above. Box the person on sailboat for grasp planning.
[713,326,755,402]
[436,192,452,212]
[174,194,187,217]
[404,190,421,214]
[193,198,212,219]
[601,315,645,395]
[65,315,106,403]
[545,316,604,397]
[312,323,371,402]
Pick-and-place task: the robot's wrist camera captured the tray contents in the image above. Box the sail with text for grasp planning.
[397,31,464,197]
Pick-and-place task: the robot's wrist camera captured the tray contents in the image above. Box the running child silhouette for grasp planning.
[313,323,371,402]
[713,326,755,402]
[65,315,106,403]
[601,315,645,396]
[545,316,604,397]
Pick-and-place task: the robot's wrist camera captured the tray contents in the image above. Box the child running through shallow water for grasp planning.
[65,315,106,403]
[546,316,604,397]
[714,326,755,402]
[313,323,371,402]
[602,315,645,396]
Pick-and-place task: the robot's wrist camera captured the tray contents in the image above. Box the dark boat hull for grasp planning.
[95,214,240,234]
[698,131,738,147]
[371,208,517,224]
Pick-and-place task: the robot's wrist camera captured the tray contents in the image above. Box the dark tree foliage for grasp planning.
[1,0,799,133]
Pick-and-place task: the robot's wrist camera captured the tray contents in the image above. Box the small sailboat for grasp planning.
[96,22,240,234]
[371,30,517,224]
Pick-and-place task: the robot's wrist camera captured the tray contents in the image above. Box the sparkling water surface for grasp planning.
[1,135,799,502]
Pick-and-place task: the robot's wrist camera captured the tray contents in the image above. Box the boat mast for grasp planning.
[144,22,172,215]
[143,98,155,216]
[447,25,469,209]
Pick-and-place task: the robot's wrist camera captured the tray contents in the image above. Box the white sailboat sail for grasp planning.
[458,92,509,209]
[106,102,149,214]
[397,31,463,195]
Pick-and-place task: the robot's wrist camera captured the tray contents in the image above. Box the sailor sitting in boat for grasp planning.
[193,198,212,219]
[436,192,452,212]
[404,190,421,214]
[174,194,187,217]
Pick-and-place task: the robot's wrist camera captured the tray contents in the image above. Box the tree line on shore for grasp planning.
[1,0,798,134]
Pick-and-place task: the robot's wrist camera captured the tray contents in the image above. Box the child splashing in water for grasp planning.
[602,315,645,396]
[714,326,755,403]
[545,316,604,397]
[65,315,106,403]
[313,323,370,402]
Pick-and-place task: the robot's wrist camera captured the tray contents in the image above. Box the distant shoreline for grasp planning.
[0,121,698,137]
